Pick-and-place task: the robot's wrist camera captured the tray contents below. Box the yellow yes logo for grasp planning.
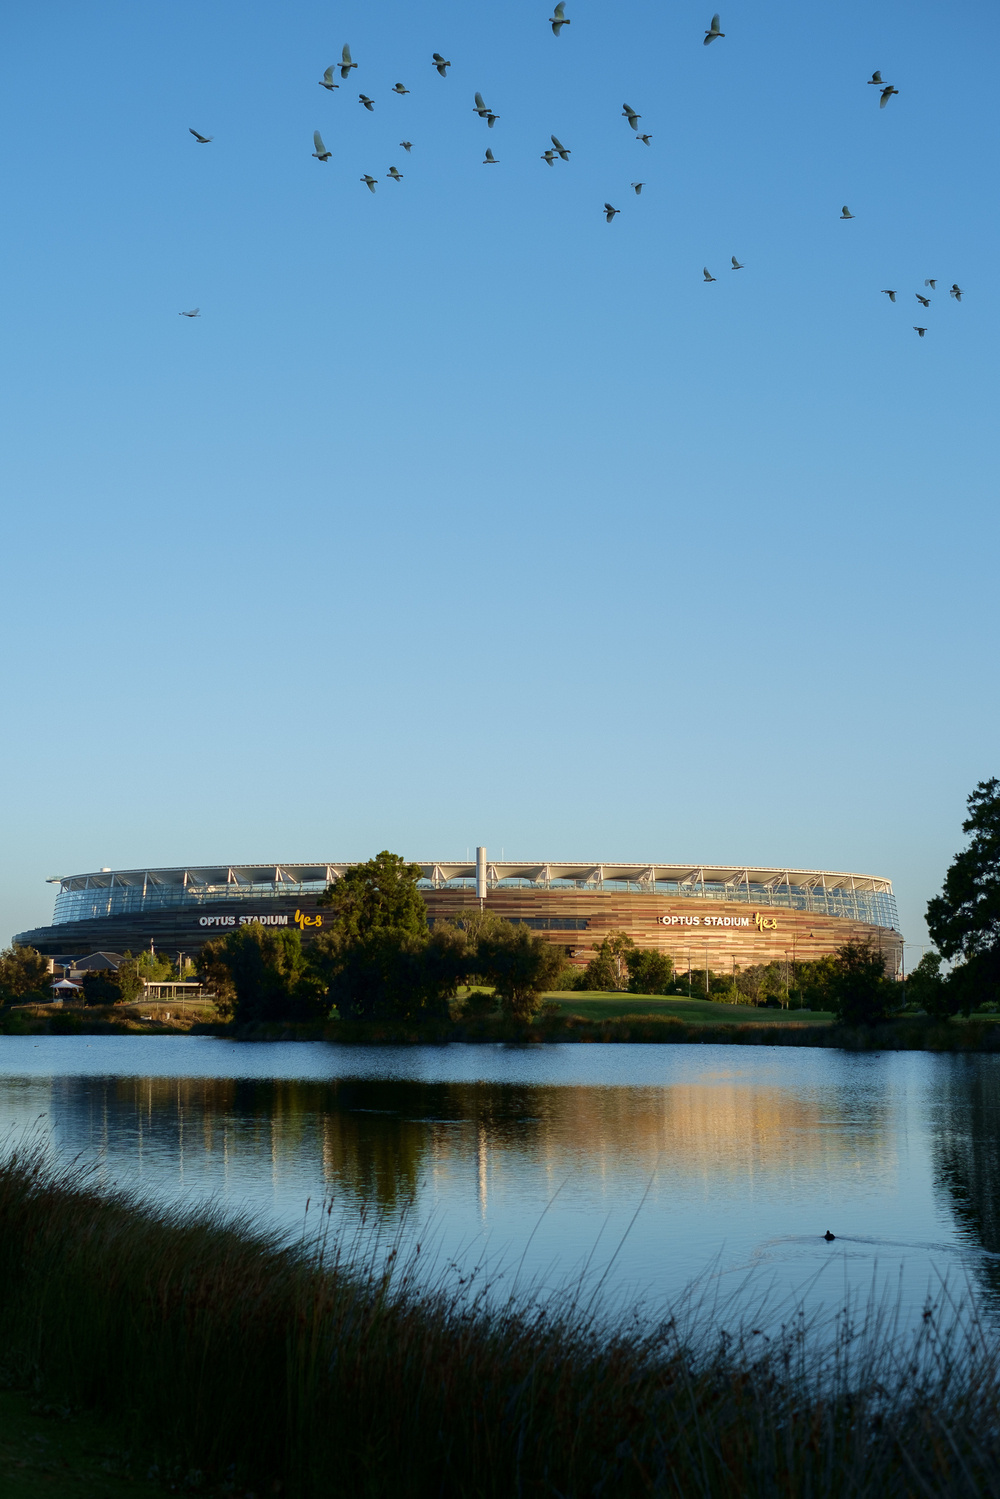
[753,911,778,932]
[294,909,323,929]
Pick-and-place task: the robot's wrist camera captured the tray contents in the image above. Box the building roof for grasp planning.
[48,861,894,895]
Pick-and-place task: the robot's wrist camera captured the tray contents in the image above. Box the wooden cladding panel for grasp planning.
[424,889,903,975]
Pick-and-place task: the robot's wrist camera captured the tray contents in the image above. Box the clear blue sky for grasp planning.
[1,0,996,955]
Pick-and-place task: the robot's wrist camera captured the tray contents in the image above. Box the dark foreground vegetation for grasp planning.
[0,1150,999,1498]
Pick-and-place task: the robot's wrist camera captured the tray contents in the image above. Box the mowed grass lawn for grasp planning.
[545,992,834,1025]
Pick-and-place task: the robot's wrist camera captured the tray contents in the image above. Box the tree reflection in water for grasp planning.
[932,1056,1000,1301]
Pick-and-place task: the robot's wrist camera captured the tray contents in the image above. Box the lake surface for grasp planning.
[1,1037,998,1335]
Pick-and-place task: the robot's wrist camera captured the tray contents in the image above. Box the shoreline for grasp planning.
[2,1003,1000,1052]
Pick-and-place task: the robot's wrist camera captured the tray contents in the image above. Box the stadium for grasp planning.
[15,852,903,976]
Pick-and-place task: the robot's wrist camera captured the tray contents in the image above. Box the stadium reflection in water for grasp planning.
[2,1041,999,1332]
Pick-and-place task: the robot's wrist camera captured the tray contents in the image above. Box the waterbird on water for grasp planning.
[824,1230,836,1240]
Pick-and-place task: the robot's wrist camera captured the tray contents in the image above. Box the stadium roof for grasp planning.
[49,862,894,895]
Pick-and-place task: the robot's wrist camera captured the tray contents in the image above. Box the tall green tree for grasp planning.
[317,852,428,942]
[826,939,896,1027]
[474,924,564,1020]
[905,951,959,1021]
[312,852,460,1022]
[625,948,674,995]
[926,779,1000,1009]
[197,924,326,1024]
[0,944,50,1002]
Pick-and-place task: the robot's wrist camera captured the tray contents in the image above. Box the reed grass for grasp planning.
[0,1150,999,1496]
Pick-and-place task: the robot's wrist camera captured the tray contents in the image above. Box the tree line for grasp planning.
[198,852,568,1025]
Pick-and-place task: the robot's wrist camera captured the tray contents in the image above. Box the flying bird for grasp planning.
[473,92,497,122]
[387,165,403,181]
[703,267,716,281]
[541,148,557,165]
[950,284,963,301]
[704,13,725,44]
[925,279,937,289]
[622,103,641,130]
[637,133,652,145]
[915,293,930,307]
[732,256,744,269]
[483,147,498,164]
[189,128,212,143]
[551,134,571,160]
[879,85,898,107]
[550,3,571,35]
[867,71,885,85]
[359,94,375,111]
[840,205,854,218]
[392,83,409,95]
[432,53,451,76]
[913,326,927,336]
[400,141,413,152]
[312,131,331,161]
[881,289,897,301]
[179,308,200,317]
[632,181,644,195]
[339,44,357,79]
[486,111,499,128]
[319,67,339,91]
[361,174,377,192]
[604,203,620,222]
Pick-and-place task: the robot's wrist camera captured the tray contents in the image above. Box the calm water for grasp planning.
[2,1037,999,1333]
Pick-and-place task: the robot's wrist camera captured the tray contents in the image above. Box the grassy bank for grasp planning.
[5,998,1000,1052]
[224,1011,1000,1052]
[0,1151,998,1498]
[0,1001,218,1036]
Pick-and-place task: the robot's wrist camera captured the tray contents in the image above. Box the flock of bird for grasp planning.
[178,8,966,337]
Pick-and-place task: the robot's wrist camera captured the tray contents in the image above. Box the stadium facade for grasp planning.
[15,853,903,976]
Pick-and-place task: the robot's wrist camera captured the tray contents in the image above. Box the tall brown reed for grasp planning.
[0,1147,998,1497]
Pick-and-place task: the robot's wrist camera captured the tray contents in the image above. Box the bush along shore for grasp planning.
[0,1149,999,1499]
[6,1005,1000,1051]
